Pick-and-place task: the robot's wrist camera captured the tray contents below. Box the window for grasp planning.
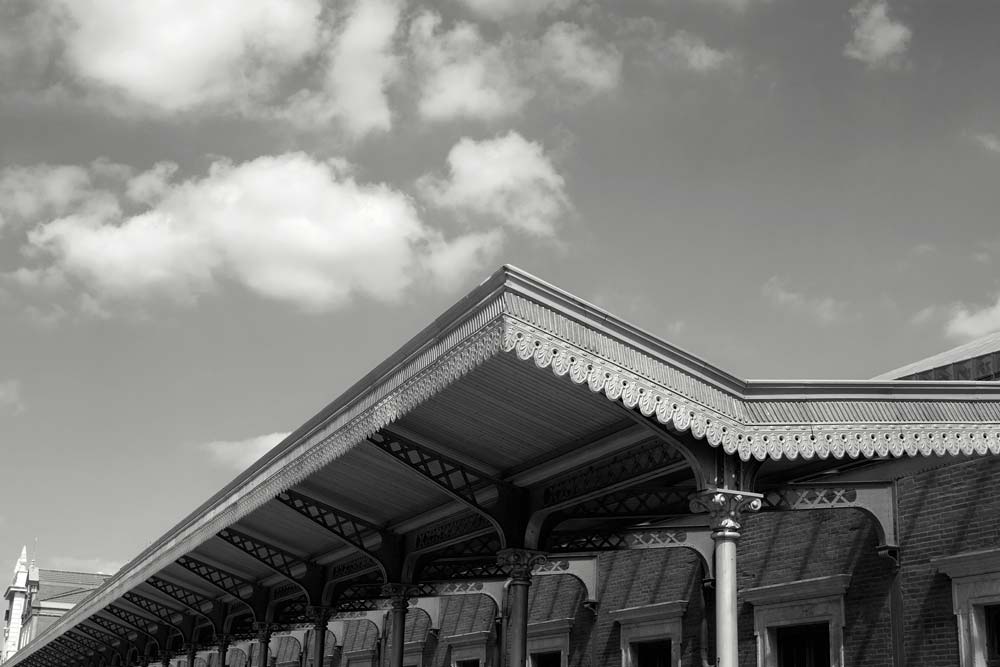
[631,639,672,667]
[743,574,850,667]
[526,619,572,667]
[985,606,1000,667]
[934,548,1000,667]
[609,601,686,667]
[775,624,830,667]
[530,652,561,667]
[447,630,492,667]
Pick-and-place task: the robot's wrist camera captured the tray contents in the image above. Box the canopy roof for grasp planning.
[12,266,1000,667]
[872,330,1000,381]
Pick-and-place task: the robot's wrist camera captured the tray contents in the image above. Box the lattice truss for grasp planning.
[368,431,498,508]
[538,439,688,507]
[175,556,253,602]
[217,528,304,579]
[121,592,182,629]
[145,577,213,613]
[275,490,380,553]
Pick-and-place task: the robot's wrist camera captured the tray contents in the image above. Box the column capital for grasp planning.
[380,583,416,611]
[305,606,332,626]
[496,548,547,582]
[690,489,763,538]
[252,623,271,640]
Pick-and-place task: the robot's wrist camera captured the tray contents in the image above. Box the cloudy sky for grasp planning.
[1,0,999,576]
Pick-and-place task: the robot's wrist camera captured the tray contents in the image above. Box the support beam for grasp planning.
[216,528,306,581]
[367,430,509,540]
[104,606,162,639]
[144,578,215,617]
[173,557,255,607]
[121,593,188,635]
[274,491,384,560]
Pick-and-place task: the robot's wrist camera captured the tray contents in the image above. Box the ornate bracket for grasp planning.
[547,527,716,578]
[762,483,899,565]
[689,489,763,538]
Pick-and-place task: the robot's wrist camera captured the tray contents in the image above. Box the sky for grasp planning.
[1,0,999,577]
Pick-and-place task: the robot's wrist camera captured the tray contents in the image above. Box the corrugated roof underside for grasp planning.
[397,353,628,470]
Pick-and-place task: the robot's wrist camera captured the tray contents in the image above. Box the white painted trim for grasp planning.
[934,549,1000,666]
[527,619,573,667]
[744,577,849,667]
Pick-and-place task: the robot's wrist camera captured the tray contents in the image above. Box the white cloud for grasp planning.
[409,11,531,122]
[201,431,291,471]
[761,276,846,325]
[21,154,429,309]
[0,164,94,232]
[845,1,911,70]
[974,133,1000,154]
[282,0,401,138]
[694,0,768,11]
[422,230,505,291]
[47,556,124,575]
[8,143,570,314]
[665,30,735,72]
[0,380,25,415]
[58,0,323,112]
[946,294,1000,340]
[418,132,570,237]
[538,22,622,97]
[454,0,576,21]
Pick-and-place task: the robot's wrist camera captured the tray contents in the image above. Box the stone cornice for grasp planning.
[742,574,852,606]
[932,548,1000,579]
[609,600,688,623]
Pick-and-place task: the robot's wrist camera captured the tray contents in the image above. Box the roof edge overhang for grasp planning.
[11,265,1000,667]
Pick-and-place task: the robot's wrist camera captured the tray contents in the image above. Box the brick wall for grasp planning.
[895,456,1000,666]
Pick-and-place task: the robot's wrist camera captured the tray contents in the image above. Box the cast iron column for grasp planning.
[691,489,762,667]
[185,645,197,667]
[253,624,271,667]
[216,636,230,667]
[497,549,546,667]
[307,608,331,667]
[381,585,411,667]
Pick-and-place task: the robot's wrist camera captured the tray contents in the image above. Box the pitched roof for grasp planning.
[872,330,1000,380]
[36,570,109,587]
[34,569,110,604]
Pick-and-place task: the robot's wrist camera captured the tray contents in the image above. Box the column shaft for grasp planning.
[255,628,270,667]
[311,625,326,667]
[506,580,530,667]
[217,637,230,667]
[389,602,407,667]
[714,536,738,667]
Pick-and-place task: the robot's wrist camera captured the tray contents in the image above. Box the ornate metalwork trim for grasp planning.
[501,307,1000,462]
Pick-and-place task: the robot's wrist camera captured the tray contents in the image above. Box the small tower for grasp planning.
[1,547,29,664]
